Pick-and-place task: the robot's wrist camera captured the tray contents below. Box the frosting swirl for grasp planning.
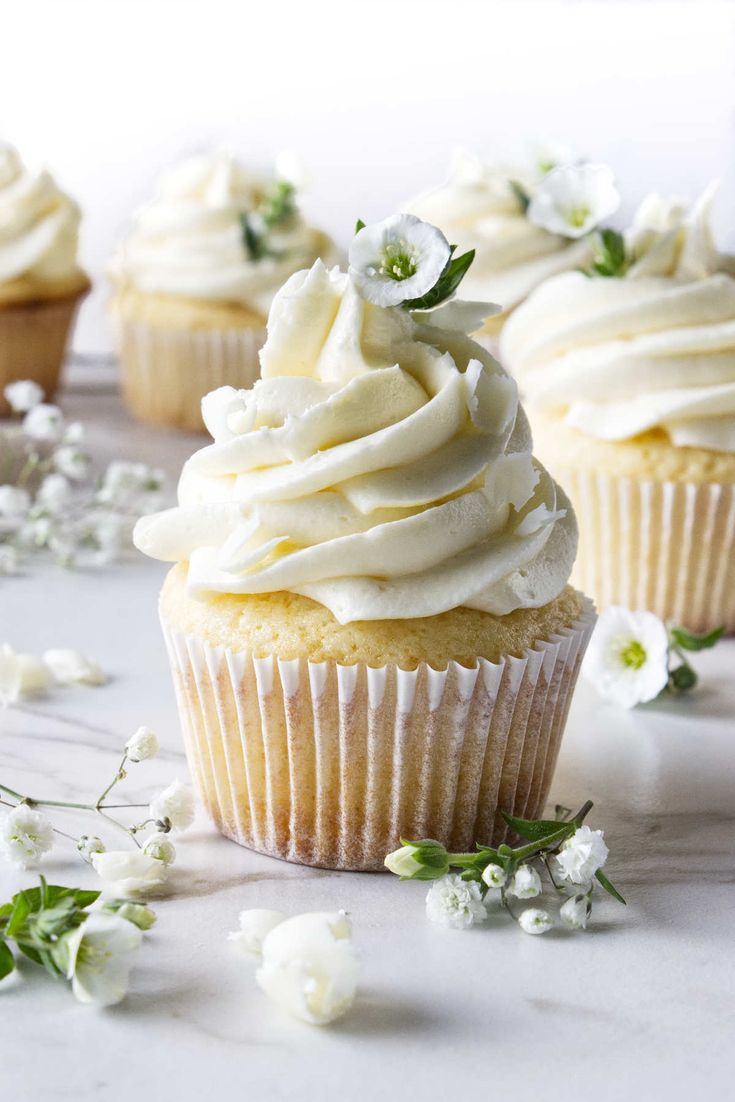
[407,150,591,316]
[110,152,336,315]
[135,258,576,623]
[500,186,735,452]
[0,143,85,295]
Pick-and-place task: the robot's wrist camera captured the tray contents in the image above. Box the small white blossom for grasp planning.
[425,874,487,930]
[22,403,64,442]
[62,421,85,445]
[143,833,176,865]
[531,139,578,176]
[0,485,31,526]
[349,214,451,307]
[42,648,107,686]
[1,805,54,868]
[36,474,72,513]
[64,912,142,1006]
[53,445,90,482]
[555,826,609,886]
[4,379,44,413]
[527,163,620,238]
[91,850,168,897]
[384,844,425,878]
[256,911,359,1026]
[125,725,159,762]
[518,908,553,935]
[583,606,669,708]
[149,780,195,832]
[18,515,52,549]
[0,545,20,575]
[112,901,157,930]
[560,893,592,930]
[77,835,106,861]
[481,863,508,889]
[229,908,286,957]
[507,864,542,899]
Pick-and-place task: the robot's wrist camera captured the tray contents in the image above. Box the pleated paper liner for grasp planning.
[0,289,88,416]
[560,467,735,633]
[115,320,266,432]
[161,597,595,871]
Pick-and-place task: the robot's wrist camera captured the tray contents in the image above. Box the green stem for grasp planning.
[95,753,129,809]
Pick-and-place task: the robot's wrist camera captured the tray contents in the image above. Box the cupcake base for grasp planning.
[160,595,595,871]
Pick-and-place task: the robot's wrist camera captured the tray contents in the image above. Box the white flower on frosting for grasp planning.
[349,214,451,306]
[527,163,620,238]
[149,780,196,832]
[256,911,359,1025]
[43,648,107,686]
[53,445,90,482]
[229,908,287,957]
[555,826,609,887]
[4,379,44,413]
[1,805,54,868]
[481,863,507,889]
[22,403,64,441]
[63,911,142,1007]
[37,474,72,514]
[531,139,578,176]
[583,606,669,708]
[507,864,542,899]
[125,725,159,762]
[91,850,168,897]
[142,832,176,865]
[517,908,553,935]
[560,893,592,930]
[425,874,487,930]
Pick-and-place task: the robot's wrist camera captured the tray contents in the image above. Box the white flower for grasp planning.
[425,874,487,930]
[22,402,64,441]
[349,214,451,306]
[555,826,609,887]
[125,725,159,762]
[149,780,195,831]
[112,901,157,931]
[91,849,168,897]
[384,844,424,878]
[527,163,620,238]
[560,894,591,930]
[531,139,577,176]
[229,908,286,957]
[518,908,553,935]
[4,379,44,413]
[143,833,176,865]
[0,645,52,704]
[582,606,669,708]
[42,648,107,686]
[0,485,31,525]
[0,545,20,575]
[53,445,90,482]
[37,473,72,513]
[62,421,85,445]
[481,863,508,889]
[256,911,359,1026]
[78,834,105,861]
[1,805,54,868]
[507,864,542,899]
[64,912,142,1006]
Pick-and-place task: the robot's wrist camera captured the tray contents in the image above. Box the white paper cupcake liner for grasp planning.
[160,598,595,870]
[561,468,735,633]
[116,320,266,432]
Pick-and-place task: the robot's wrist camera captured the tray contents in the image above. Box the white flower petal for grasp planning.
[583,606,669,707]
[91,849,168,897]
[229,908,287,957]
[42,648,107,686]
[1,804,54,868]
[518,908,553,935]
[66,912,142,1007]
[4,379,44,413]
[527,163,620,239]
[425,874,487,929]
[149,780,195,831]
[349,214,451,306]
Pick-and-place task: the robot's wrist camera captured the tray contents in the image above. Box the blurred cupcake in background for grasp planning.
[0,142,90,415]
[109,151,338,432]
[406,146,618,347]
[501,185,735,632]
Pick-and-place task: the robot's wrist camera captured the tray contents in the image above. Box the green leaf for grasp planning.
[6,891,32,938]
[240,214,267,262]
[402,248,475,311]
[502,811,573,843]
[588,228,629,278]
[355,218,366,234]
[670,625,725,652]
[260,180,296,229]
[0,939,14,980]
[15,942,43,967]
[595,869,626,905]
[509,180,530,213]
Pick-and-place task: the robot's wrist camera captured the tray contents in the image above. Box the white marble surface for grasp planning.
[2,374,734,1101]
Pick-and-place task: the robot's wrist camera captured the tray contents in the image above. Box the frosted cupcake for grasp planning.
[501,186,735,632]
[406,149,617,345]
[134,213,594,871]
[109,152,337,432]
[0,143,90,415]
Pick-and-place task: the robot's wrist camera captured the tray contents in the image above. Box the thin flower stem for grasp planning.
[95,753,129,809]
[96,809,141,848]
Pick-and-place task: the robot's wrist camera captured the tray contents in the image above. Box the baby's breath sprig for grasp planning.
[386,800,624,935]
[240,179,298,262]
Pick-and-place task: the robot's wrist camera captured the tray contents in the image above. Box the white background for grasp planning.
[3,0,735,352]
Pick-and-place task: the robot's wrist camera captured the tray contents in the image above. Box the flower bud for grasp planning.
[143,833,176,865]
[104,900,158,931]
[384,840,449,881]
[481,862,507,888]
[560,893,591,930]
[517,908,553,935]
[507,864,542,899]
[125,725,159,762]
[78,835,106,861]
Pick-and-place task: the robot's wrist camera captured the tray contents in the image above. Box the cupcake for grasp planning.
[406,148,603,346]
[0,143,90,416]
[501,186,735,632]
[109,152,337,432]
[134,213,594,871]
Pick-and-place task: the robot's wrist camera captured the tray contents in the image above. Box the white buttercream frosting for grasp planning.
[406,150,591,316]
[110,152,336,315]
[134,259,577,623]
[500,186,735,453]
[0,143,84,287]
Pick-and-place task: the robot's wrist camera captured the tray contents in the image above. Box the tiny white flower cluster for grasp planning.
[0,381,166,573]
[229,908,359,1026]
[0,642,106,706]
